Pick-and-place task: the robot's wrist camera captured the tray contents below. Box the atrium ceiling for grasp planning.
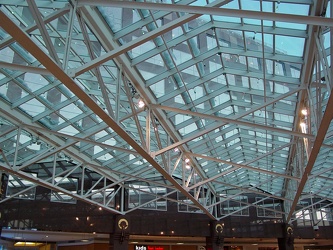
[0,0,332,223]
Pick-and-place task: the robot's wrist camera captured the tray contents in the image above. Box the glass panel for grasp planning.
[275,3,309,30]
[220,196,249,216]
[213,1,240,23]
[178,192,203,213]
[128,184,167,211]
[275,35,305,57]
[256,197,283,218]
[6,174,37,200]
[50,177,78,204]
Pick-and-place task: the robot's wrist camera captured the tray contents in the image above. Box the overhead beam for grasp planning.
[78,0,333,27]
[286,84,333,223]
[0,6,70,50]
[71,11,203,77]
[27,0,61,65]
[72,0,232,77]
[0,61,51,75]
[0,167,74,203]
[79,0,232,198]
[152,86,304,156]
[188,142,300,186]
[0,9,216,220]
[132,38,304,67]
[0,163,123,214]
[151,102,314,156]
[284,0,329,222]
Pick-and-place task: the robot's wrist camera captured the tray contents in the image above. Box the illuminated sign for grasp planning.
[134,245,164,250]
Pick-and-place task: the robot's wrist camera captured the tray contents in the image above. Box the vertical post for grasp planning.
[116,65,122,123]
[12,127,21,169]
[52,153,57,186]
[81,166,85,195]
[206,221,224,250]
[120,185,125,213]
[103,177,107,205]
[146,108,151,153]
[278,224,294,250]
[109,216,130,250]
[0,170,6,200]
[182,159,186,187]
[63,1,77,71]
[166,135,171,174]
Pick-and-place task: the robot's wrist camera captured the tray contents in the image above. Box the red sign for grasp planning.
[148,247,164,250]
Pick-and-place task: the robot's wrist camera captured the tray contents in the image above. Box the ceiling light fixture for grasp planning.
[301,109,308,116]
[138,99,145,108]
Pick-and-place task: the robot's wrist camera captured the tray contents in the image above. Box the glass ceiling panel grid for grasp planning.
[0,6,166,159]
[1,0,332,219]
[2,30,163,186]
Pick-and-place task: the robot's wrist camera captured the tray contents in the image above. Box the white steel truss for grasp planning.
[0,0,332,224]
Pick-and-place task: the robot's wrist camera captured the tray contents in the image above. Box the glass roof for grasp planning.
[0,0,332,221]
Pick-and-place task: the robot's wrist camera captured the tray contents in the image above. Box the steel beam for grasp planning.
[151,101,314,156]
[78,0,333,27]
[78,1,231,204]
[0,61,51,75]
[72,0,232,77]
[286,82,333,223]
[63,1,78,71]
[71,12,204,77]
[27,0,61,65]
[0,9,216,220]
[0,6,70,50]
[122,76,147,150]
[0,163,123,214]
[152,86,302,156]
[0,167,74,203]
[188,143,299,185]
[283,0,327,221]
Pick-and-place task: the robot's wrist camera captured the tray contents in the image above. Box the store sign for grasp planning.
[134,245,164,250]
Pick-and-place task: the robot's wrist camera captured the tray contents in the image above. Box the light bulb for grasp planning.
[138,99,145,108]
